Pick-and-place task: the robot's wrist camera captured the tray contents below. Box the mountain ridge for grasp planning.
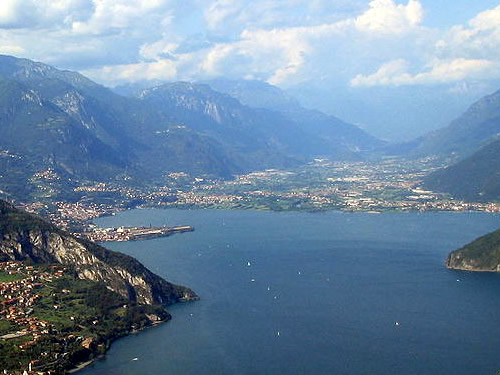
[401,88,500,159]
[0,55,383,202]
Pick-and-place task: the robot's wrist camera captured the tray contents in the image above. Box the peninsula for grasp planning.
[81,225,194,242]
[446,228,500,272]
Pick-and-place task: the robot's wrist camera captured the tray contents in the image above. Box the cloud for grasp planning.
[83,59,179,86]
[205,0,243,30]
[350,58,497,87]
[349,3,500,87]
[354,0,423,35]
[193,0,423,85]
[469,4,500,31]
[0,0,499,92]
[435,5,500,61]
[0,0,92,29]
[0,44,25,55]
[71,0,173,35]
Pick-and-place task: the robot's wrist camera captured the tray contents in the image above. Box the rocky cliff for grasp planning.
[0,200,198,305]
[446,228,500,272]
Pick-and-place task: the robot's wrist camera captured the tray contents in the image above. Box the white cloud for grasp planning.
[193,0,424,85]
[84,59,179,86]
[0,44,24,55]
[205,0,243,30]
[354,0,423,35]
[469,4,500,31]
[71,0,172,35]
[0,0,499,92]
[351,58,498,87]
[351,59,410,86]
[434,5,500,62]
[0,0,92,29]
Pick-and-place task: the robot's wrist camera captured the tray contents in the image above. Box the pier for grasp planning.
[81,225,194,242]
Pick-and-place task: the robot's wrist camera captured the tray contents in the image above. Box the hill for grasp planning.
[447,227,500,272]
[0,199,197,305]
[0,56,383,202]
[406,88,500,159]
[423,138,500,202]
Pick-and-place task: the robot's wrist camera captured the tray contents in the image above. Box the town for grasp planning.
[15,157,500,234]
[0,261,167,375]
[0,262,72,375]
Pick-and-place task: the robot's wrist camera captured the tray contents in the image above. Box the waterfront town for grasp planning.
[15,158,500,235]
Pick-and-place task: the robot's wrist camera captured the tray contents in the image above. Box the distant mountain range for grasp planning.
[407,88,500,159]
[424,138,500,202]
[2,54,500,205]
[0,55,383,201]
[418,89,500,201]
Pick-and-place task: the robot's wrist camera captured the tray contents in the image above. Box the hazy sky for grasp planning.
[0,0,499,89]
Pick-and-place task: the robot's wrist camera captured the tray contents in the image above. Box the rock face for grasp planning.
[0,200,198,305]
[446,228,500,272]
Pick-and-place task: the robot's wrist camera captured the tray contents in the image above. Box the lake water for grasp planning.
[81,209,500,375]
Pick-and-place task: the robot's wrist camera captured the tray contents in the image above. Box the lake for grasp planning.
[81,209,500,375]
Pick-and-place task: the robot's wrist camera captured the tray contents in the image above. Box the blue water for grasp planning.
[81,209,500,375]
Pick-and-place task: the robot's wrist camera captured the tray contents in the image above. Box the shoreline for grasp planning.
[66,318,168,374]
[446,265,500,273]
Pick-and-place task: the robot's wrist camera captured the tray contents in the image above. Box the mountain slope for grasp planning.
[0,199,197,305]
[447,227,500,272]
[0,56,247,196]
[139,82,314,168]
[203,78,384,156]
[202,78,301,113]
[408,88,500,159]
[0,78,128,180]
[0,55,385,202]
[141,81,383,165]
[423,138,500,202]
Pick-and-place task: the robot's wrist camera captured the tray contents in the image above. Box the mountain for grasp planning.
[423,138,500,202]
[286,81,495,142]
[0,199,197,305]
[139,82,328,167]
[202,78,301,113]
[0,55,383,202]
[0,55,141,201]
[202,78,384,156]
[405,88,500,159]
[447,227,500,272]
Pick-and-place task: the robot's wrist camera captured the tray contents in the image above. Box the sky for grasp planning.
[1,0,500,140]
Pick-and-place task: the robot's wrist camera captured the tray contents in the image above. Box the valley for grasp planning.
[14,156,500,238]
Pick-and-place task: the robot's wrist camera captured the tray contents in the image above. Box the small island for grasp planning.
[446,228,500,272]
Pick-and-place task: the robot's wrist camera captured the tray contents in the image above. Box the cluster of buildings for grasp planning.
[0,263,63,342]
[16,158,500,236]
[157,159,500,213]
[0,263,68,374]
[169,191,244,206]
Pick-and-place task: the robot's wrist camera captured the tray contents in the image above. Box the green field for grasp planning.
[0,271,25,283]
